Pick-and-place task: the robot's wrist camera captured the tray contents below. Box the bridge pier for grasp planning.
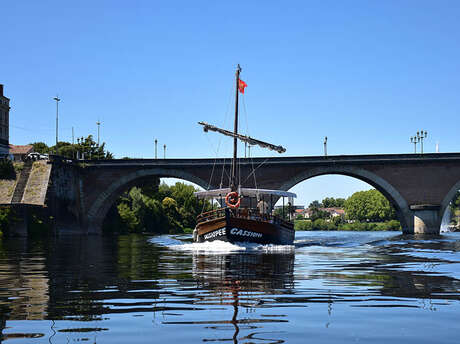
[410,205,441,234]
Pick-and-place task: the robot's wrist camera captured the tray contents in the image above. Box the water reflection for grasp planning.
[0,232,459,343]
[185,253,294,343]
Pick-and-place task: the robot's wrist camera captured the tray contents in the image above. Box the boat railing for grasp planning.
[197,207,293,228]
[196,208,227,223]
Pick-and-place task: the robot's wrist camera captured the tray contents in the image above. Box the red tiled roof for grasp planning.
[9,144,33,155]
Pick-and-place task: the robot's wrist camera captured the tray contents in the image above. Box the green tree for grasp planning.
[30,142,50,154]
[0,159,15,179]
[309,200,321,209]
[345,189,396,222]
[45,135,114,160]
[321,197,346,208]
[109,182,211,234]
[450,190,460,210]
[309,208,330,221]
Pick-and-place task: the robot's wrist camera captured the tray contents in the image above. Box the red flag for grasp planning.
[238,79,247,94]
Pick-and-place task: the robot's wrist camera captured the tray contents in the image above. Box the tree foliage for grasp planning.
[30,142,49,154]
[29,135,113,160]
[0,206,16,236]
[344,189,396,222]
[309,208,330,221]
[0,159,15,179]
[450,190,460,209]
[321,197,346,208]
[110,182,211,234]
[308,200,321,209]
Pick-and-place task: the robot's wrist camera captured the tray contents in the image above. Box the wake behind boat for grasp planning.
[193,65,296,245]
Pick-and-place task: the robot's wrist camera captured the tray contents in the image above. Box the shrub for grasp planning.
[0,159,15,179]
[294,220,313,231]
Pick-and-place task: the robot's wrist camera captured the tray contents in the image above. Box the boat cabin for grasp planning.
[194,188,297,224]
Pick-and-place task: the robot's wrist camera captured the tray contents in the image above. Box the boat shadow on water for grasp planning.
[163,252,296,344]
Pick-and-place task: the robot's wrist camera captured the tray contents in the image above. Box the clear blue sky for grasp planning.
[2,0,460,205]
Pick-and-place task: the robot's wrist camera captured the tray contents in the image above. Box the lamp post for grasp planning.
[76,137,80,160]
[410,135,419,153]
[163,144,166,159]
[53,95,61,151]
[324,136,328,157]
[419,130,428,154]
[81,137,85,160]
[96,121,101,147]
[155,139,158,159]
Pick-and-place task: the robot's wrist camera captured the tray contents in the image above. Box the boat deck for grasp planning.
[197,207,293,229]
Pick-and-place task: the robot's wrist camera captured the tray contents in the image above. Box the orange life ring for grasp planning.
[225,191,241,209]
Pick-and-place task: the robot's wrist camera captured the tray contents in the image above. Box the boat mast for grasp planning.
[231,64,241,192]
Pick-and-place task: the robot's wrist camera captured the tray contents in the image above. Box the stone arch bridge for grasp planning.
[49,153,460,235]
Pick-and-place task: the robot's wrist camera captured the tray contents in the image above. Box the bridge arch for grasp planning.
[278,166,411,230]
[85,168,211,233]
[440,179,460,222]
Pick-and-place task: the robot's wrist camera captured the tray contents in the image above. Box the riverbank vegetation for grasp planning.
[450,191,460,227]
[295,189,400,231]
[0,207,14,238]
[103,180,211,234]
[295,219,401,231]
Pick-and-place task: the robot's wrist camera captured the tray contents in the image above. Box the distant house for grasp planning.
[9,144,33,161]
[294,208,305,218]
[323,207,345,217]
[303,207,346,219]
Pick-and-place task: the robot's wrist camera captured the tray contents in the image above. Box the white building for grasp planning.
[0,84,10,156]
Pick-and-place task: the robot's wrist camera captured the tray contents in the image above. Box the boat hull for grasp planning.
[195,215,294,245]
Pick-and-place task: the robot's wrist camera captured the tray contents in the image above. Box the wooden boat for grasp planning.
[193,65,296,245]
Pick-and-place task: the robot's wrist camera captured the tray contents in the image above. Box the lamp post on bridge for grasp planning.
[53,95,61,153]
[96,120,101,147]
[410,130,428,154]
[154,139,158,159]
[163,144,166,159]
[419,130,428,154]
[324,136,328,157]
[410,135,419,153]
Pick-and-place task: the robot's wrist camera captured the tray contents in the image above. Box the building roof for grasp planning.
[9,144,33,155]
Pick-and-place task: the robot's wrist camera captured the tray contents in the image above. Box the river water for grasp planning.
[0,231,459,343]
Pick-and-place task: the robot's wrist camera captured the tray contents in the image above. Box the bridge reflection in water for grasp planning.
[0,233,459,343]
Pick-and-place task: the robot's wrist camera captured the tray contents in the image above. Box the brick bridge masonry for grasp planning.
[49,153,460,235]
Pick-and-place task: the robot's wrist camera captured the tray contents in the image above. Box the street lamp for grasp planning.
[324,136,328,157]
[410,130,428,154]
[96,121,101,147]
[155,139,158,159]
[76,137,80,160]
[410,135,419,153]
[81,137,85,159]
[53,95,61,151]
[163,144,166,159]
[419,130,428,154]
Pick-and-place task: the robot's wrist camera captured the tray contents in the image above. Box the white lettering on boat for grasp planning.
[230,228,263,238]
[204,228,226,240]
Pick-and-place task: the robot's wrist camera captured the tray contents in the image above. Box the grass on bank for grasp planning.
[295,219,401,231]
